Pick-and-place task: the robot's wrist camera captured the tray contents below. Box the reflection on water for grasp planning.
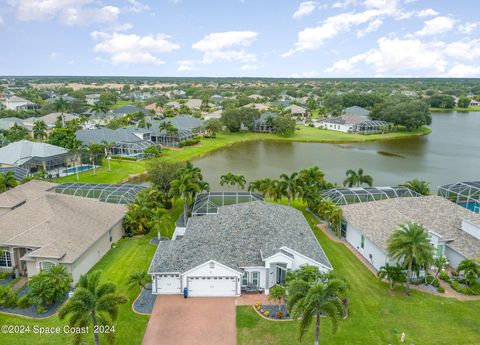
[194,112,480,190]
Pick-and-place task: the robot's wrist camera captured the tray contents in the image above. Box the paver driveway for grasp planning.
[142,295,236,345]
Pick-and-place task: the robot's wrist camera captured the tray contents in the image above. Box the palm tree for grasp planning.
[33,120,48,140]
[138,119,151,129]
[279,172,301,206]
[170,172,200,226]
[123,193,153,235]
[150,208,173,238]
[287,278,346,345]
[343,168,373,187]
[101,141,114,172]
[159,121,179,136]
[400,178,430,196]
[53,97,70,128]
[85,143,104,175]
[457,259,480,286]
[387,222,435,294]
[90,102,109,119]
[128,271,150,290]
[429,255,449,285]
[0,171,19,192]
[378,263,406,289]
[220,172,246,190]
[59,270,127,345]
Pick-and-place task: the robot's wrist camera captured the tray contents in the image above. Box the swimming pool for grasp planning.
[63,165,95,174]
[459,201,480,213]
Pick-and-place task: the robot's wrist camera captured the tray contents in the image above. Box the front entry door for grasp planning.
[276,265,287,284]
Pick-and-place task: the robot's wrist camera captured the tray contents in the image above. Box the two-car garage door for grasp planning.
[187,276,237,297]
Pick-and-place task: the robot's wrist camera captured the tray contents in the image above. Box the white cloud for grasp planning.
[416,16,455,36]
[357,19,383,37]
[326,37,447,76]
[458,22,479,34]
[447,64,480,77]
[8,0,120,25]
[192,31,258,64]
[293,2,317,19]
[125,0,150,14]
[177,61,195,72]
[50,52,59,60]
[442,39,480,61]
[92,32,180,65]
[241,64,258,71]
[416,8,438,18]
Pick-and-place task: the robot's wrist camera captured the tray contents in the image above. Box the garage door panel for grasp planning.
[187,276,237,297]
[157,274,181,294]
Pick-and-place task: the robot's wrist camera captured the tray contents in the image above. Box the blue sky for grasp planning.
[0,0,479,77]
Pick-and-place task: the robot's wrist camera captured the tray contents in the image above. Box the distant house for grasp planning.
[0,140,72,176]
[242,103,269,112]
[150,115,203,147]
[76,127,155,158]
[4,96,38,111]
[145,103,163,114]
[0,117,26,131]
[210,95,224,103]
[85,94,101,105]
[45,94,76,104]
[270,100,290,107]
[285,104,308,119]
[248,94,264,100]
[110,105,148,118]
[470,99,480,107]
[204,110,222,121]
[165,101,181,109]
[319,114,387,134]
[253,112,278,133]
[342,106,369,117]
[23,112,78,131]
[0,180,126,283]
[186,99,203,109]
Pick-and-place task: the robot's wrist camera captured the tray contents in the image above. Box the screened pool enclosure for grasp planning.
[321,186,420,206]
[438,181,480,213]
[192,192,264,216]
[54,183,146,204]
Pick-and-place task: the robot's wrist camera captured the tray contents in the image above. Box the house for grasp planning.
[3,96,38,111]
[145,103,163,114]
[319,114,387,134]
[23,112,78,131]
[248,94,263,100]
[210,95,224,103]
[342,106,369,117]
[150,115,203,147]
[285,104,308,118]
[341,196,480,271]
[242,103,269,112]
[0,180,125,283]
[270,100,290,107]
[0,117,26,131]
[0,140,73,176]
[76,127,155,158]
[165,101,181,109]
[203,110,222,121]
[470,99,480,107]
[85,94,101,105]
[148,202,332,297]
[253,112,278,133]
[110,105,148,118]
[45,94,76,104]
[186,99,203,109]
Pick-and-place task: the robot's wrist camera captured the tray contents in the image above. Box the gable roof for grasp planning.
[76,127,150,145]
[0,181,126,263]
[111,105,147,116]
[0,140,68,166]
[149,201,332,274]
[342,196,480,260]
[322,114,367,125]
[343,106,369,117]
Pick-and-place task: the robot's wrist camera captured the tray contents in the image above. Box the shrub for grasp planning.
[426,274,440,288]
[0,286,18,308]
[178,138,200,147]
[0,272,9,280]
[439,271,451,283]
[276,311,284,319]
[17,295,33,309]
[263,310,270,317]
[437,287,445,293]
[36,305,46,314]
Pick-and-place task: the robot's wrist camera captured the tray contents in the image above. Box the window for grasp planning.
[40,261,56,272]
[242,272,248,286]
[360,235,365,249]
[209,262,215,269]
[252,272,259,287]
[0,250,12,267]
[109,229,113,242]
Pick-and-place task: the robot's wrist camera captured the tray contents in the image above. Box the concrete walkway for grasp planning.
[142,296,236,345]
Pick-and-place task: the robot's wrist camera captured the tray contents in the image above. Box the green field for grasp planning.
[0,203,183,345]
[237,205,480,345]
[56,126,431,185]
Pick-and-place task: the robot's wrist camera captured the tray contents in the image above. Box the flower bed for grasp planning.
[254,303,290,320]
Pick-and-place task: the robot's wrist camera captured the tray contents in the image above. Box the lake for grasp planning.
[193,111,480,190]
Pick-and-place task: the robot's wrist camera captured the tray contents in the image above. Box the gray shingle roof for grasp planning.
[0,140,68,166]
[149,115,203,136]
[149,201,332,274]
[110,105,148,116]
[76,128,150,145]
[342,196,480,260]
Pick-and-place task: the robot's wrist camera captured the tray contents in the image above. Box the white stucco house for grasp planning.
[148,202,332,297]
[341,196,480,271]
[4,96,38,111]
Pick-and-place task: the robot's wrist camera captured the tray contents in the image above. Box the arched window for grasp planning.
[40,261,56,272]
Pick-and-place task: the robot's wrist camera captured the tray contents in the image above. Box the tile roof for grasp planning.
[342,196,480,260]
[0,180,126,263]
[149,201,332,274]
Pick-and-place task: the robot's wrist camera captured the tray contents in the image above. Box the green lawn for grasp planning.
[0,203,183,345]
[237,205,480,345]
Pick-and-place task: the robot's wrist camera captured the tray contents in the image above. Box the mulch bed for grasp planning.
[0,276,14,287]
[255,304,291,320]
[133,284,156,314]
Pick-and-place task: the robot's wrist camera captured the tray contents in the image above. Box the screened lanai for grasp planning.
[322,186,420,206]
[438,181,480,213]
[54,183,146,204]
[192,191,263,216]
[353,120,389,134]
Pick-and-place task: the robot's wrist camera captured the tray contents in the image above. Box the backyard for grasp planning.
[237,207,480,345]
